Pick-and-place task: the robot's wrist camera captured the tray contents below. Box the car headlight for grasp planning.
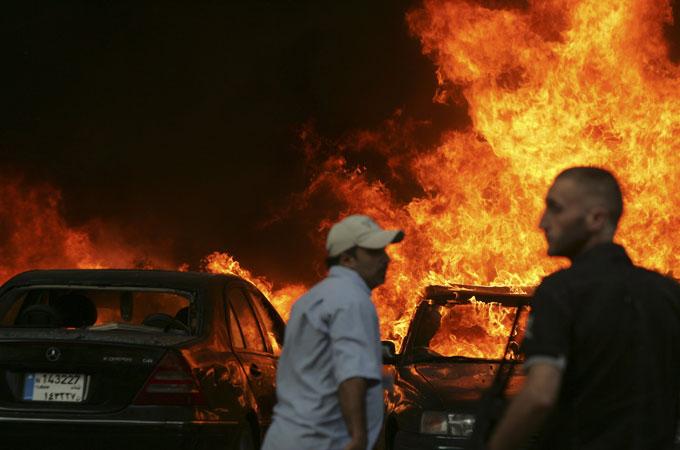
[420,411,475,437]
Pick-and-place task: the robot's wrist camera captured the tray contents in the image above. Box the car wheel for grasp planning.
[237,426,256,450]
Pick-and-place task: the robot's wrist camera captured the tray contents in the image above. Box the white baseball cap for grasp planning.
[326,214,404,257]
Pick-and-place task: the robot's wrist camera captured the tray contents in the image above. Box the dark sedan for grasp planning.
[378,285,531,450]
[0,269,285,450]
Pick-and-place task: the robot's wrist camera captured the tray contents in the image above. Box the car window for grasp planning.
[246,288,285,355]
[0,287,194,334]
[411,301,529,360]
[227,287,266,352]
[227,302,246,349]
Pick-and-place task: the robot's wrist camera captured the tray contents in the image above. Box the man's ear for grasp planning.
[338,251,357,268]
[586,205,609,232]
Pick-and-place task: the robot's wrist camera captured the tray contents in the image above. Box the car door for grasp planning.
[225,285,278,427]
[244,287,285,356]
[199,290,248,426]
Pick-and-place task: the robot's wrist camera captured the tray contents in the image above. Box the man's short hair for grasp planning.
[556,166,624,227]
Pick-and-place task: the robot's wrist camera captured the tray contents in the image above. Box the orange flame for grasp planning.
[298,0,679,353]
[0,177,170,281]
[0,178,304,322]
[428,298,525,359]
[202,251,305,321]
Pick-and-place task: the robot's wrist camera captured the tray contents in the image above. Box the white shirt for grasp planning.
[262,266,383,450]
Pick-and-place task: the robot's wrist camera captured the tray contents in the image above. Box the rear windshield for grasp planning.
[0,286,195,335]
[411,299,529,360]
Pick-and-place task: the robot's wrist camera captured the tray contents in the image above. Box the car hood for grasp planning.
[416,362,496,403]
[400,361,525,407]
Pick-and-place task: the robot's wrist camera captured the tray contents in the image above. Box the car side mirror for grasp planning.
[381,340,397,365]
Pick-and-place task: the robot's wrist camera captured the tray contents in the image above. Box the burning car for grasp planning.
[378,284,531,450]
[0,269,285,450]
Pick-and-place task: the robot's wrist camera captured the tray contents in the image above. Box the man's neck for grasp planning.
[334,264,374,291]
[568,236,614,262]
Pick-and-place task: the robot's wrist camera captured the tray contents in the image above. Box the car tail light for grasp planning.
[133,351,206,406]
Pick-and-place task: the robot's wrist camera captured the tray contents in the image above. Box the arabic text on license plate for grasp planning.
[23,373,86,402]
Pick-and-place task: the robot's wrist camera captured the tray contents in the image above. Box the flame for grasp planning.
[297,0,679,355]
[0,178,303,324]
[405,0,679,280]
[202,251,305,321]
[428,298,525,359]
[0,176,170,281]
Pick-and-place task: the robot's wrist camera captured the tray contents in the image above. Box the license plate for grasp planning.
[23,373,87,402]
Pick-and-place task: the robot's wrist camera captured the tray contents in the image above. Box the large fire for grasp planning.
[293,0,680,348]
[0,178,305,320]
[0,0,678,360]
[0,177,171,282]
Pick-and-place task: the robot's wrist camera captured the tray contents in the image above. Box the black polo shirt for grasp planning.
[522,243,680,450]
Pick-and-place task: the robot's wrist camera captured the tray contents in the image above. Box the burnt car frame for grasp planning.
[0,269,285,450]
[378,285,531,450]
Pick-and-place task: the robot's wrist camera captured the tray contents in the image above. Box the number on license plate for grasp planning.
[23,373,86,402]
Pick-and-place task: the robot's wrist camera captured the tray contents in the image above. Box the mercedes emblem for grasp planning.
[45,347,61,362]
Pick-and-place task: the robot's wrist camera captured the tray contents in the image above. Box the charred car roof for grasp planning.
[423,284,533,307]
[0,269,245,292]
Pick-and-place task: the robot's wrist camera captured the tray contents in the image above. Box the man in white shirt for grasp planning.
[262,214,404,450]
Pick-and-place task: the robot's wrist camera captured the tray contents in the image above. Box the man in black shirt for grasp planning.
[487,167,680,450]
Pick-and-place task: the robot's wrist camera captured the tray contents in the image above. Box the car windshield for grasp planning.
[0,286,195,335]
[410,299,529,361]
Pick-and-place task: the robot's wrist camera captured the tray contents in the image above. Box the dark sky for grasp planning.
[1,0,452,283]
[1,1,678,285]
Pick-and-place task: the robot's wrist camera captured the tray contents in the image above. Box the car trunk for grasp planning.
[0,329,191,413]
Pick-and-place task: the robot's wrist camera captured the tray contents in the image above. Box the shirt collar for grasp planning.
[571,242,632,267]
[329,265,371,295]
